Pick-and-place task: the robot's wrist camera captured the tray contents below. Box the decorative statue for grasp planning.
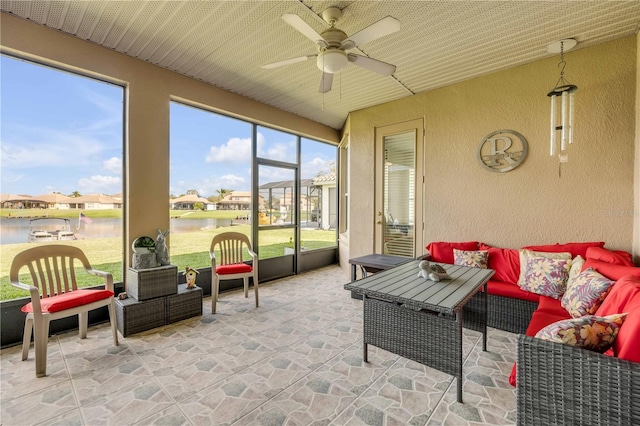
[155,229,170,266]
[418,259,430,279]
[417,260,452,281]
[183,266,199,289]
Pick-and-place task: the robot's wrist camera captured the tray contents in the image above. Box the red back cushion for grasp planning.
[582,259,640,281]
[613,300,640,362]
[594,275,640,362]
[426,241,479,264]
[21,289,114,314]
[522,242,605,259]
[585,247,634,266]
[595,275,640,316]
[536,295,570,317]
[216,264,253,275]
[483,246,520,284]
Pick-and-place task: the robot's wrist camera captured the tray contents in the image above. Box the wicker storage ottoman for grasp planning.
[167,285,203,323]
[127,265,178,300]
[115,297,166,336]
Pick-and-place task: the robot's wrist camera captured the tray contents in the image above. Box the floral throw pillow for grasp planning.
[453,249,488,269]
[566,255,585,289]
[561,267,616,318]
[519,256,571,299]
[518,249,571,289]
[535,313,628,352]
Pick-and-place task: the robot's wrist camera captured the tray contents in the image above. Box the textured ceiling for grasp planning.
[2,1,639,130]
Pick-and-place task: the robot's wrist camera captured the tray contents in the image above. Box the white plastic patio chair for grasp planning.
[10,245,119,377]
[209,232,258,314]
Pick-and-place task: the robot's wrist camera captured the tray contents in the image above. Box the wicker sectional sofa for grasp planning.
[425,241,640,426]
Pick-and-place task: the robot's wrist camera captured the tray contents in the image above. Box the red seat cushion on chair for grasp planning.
[216,264,252,275]
[21,289,114,314]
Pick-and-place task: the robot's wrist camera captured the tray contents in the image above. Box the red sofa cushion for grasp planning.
[613,299,640,362]
[426,241,479,264]
[595,275,640,362]
[582,259,640,281]
[487,280,539,303]
[216,264,253,275]
[585,247,634,266]
[481,245,521,285]
[536,295,570,317]
[21,289,114,314]
[509,308,571,386]
[522,241,605,259]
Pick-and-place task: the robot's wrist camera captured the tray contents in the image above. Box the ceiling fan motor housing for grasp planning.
[316,24,349,73]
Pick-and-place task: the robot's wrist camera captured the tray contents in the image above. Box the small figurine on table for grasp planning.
[183,266,199,289]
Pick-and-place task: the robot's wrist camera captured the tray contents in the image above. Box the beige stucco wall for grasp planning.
[1,13,340,267]
[635,31,640,264]
[344,36,637,265]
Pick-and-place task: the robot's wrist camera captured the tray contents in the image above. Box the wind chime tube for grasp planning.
[561,90,568,152]
[568,91,575,144]
[550,94,556,157]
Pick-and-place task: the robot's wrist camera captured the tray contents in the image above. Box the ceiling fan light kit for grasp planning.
[318,49,348,73]
[263,6,400,93]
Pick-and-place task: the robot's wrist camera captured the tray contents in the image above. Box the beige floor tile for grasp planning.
[0,265,518,425]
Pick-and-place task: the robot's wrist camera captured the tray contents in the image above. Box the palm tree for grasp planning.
[69,191,81,197]
[215,188,230,200]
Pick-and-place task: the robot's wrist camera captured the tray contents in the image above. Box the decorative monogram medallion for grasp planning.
[477,129,528,173]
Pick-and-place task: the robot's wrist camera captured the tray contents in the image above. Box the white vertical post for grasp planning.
[568,91,575,145]
[550,94,556,157]
[561,91,568,152]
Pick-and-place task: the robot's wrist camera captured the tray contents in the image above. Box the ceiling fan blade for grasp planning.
[348,54,396,76]
[282,14,327,46]
[262,55,316,70]
[342,16,400,49]
[319,72,333,93]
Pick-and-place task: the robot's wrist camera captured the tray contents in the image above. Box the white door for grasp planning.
[374,119,424,257]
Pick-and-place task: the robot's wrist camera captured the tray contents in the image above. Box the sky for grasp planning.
[1,54,336,199]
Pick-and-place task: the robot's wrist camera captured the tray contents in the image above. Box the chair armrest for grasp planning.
[516,334,640,426]
[10,280,33,293]
[86,268,114,293]
[248,249,257,261]
[10,277,41,305]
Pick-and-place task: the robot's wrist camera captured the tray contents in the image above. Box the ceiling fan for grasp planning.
[262,7,400,93]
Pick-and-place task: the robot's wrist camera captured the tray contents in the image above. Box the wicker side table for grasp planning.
[167,285,203,323]
[115,297,165,336]
[126,265,178,300]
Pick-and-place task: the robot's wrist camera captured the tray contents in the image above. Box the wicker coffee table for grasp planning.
[344,259,494,403]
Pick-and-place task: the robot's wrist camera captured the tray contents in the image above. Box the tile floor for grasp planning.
[0,265,518,425]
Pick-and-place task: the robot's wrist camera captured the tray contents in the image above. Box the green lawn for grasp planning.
[1,215,336,301]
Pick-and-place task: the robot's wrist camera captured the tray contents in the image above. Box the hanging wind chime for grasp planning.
[547,39,578,176]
